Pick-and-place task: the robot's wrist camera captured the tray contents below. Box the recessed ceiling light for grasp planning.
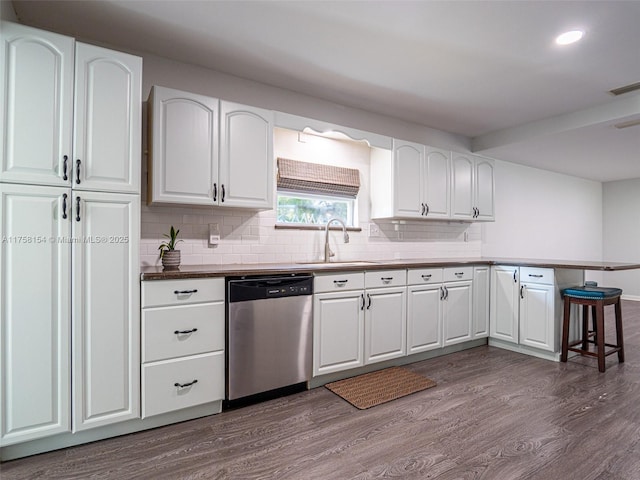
[555,30,584,45]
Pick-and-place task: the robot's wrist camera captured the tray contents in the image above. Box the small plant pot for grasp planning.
[161,250,181,270]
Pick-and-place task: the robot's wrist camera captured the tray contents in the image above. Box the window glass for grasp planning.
[276,191,355,227]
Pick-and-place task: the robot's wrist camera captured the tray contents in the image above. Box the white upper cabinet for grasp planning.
[219,101,273,208]
[0,22,74,187]
[73,43,142,193]
[148,88,274,209]
[451,153,495,221]
[474,157,495,221]
[371,140,450,219]
[148,86,219,205]
[393,140,423,217]
[424,147,451,219]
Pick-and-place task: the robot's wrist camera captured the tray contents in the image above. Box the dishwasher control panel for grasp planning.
[228,275,313,302]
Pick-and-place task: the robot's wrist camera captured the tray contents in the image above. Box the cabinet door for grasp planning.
[364,287,407,364]
[474,157,495,221]
[490,266,519,343]
[313,291,364,376]
[519,283,555,352]
[148,86,219,205]
[407,284,442,354]
[472,266,490,338]
[219,102,274,209]
[393,140,423,218]
[442,281,473,346]
[0,184,71,445]
[72,191,140,431]
[0,22,74,187]
[450,152,474,220]
[424,147,450,219]
[73,43,142,194]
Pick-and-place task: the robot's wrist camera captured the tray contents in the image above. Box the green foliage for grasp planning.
[277,194,350,225]
[158,225,183,257]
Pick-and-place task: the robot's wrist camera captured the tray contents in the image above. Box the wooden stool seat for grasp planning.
[561,286,624,372]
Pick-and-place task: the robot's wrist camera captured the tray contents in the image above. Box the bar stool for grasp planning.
[561,286,624,372]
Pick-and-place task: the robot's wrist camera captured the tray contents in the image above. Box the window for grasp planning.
[276,158,360,228]
[277,191,355,226]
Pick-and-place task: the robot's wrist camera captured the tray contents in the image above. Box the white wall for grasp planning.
[602,178,640,299]
[481,159,603,261]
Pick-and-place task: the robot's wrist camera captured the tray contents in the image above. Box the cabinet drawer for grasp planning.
[142,351,224,418]
[142,303,224,363]
[407,268,443,285]
[520,267,554,285]
[142,278,224,308]
[365,270,406,288]
[443,267,473,282]
[314,272,365,293]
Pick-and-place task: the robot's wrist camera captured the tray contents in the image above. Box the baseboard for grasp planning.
[0,401,222,461]
[488,338,560,362]
[622,295,640,302]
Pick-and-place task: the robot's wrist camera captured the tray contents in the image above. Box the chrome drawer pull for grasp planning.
[174,379,198,389]
[333,280,348,286]
[421,274,432,279]
[528,274,544,278]
[174,328,198,335]
[174,289,198,295]
[455,272,464,276]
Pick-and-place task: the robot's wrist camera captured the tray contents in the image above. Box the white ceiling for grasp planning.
[9,0,640,182]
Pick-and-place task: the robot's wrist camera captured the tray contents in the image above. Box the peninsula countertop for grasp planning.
[140,258,640,280]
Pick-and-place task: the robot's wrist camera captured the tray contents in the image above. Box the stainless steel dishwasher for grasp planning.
[227,274,313,401]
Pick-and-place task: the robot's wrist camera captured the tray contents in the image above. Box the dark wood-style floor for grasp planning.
[3,300,640,479]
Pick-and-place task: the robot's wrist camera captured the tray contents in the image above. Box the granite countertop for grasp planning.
[140,257,640,280]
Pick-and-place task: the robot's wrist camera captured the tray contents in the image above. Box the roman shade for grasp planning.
[277,158,360,198]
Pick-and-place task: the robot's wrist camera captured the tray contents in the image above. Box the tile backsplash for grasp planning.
[140,205,482,267]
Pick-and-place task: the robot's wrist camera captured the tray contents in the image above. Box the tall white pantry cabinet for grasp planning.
[0,22,142,446]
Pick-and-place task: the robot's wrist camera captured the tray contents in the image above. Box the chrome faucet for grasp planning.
[324,218,349,262]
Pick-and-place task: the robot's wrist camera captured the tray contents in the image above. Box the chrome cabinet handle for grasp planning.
[174,328,198,335]
[213,183,217,202]
[444,286,449,300]
[367,293,372,309]
[174,289,198,295]
[174,379,198,389]
[62,193,68,219]
[75,196,81,222]
[62,155,69,181]
[360,293,365,310]
[221,184,225,203]
[75,159,81,184]
[520,286,525,299]
[425,204,430,216]
[513,270,518,283]
[421,203,425,215]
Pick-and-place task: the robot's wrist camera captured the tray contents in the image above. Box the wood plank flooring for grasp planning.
[3,300,640,479]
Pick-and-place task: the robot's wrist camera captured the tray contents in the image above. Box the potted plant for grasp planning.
[158,225,183,270]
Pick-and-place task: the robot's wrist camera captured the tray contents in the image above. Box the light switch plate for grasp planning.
[369,223,380,237]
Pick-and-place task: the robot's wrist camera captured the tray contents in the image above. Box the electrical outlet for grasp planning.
[208,223,220,246]
[369,223,380,237]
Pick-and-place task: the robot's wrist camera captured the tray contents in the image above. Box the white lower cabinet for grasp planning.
[141,278,225,418]
[313,272,365,376]
[472,266,490,338]
[490,265,581,354]
[364,271,407,364]
[313,270,406,376]
[442,280,473,346]
[0,185,140,446]
[0,184,71,445]
[72,192,140,431]
[407,269,443,354]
